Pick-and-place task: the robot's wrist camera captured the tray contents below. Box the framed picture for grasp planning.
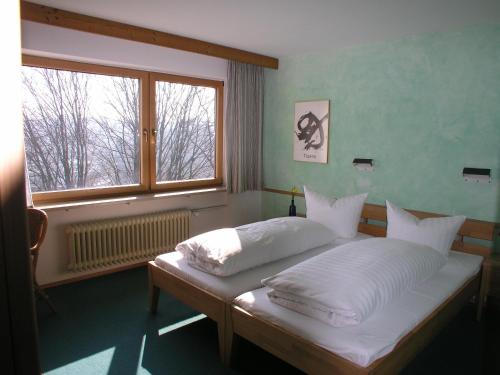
[293,100,329,163]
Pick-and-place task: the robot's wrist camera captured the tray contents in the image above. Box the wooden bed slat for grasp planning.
[358,223,386,237]
[230,271,482,374]
[359,203,495,241]
[361,204,387,222]
[358,223,492,257]
[367,273,480,373]
[264,187,496,242]
[451,241,493,258]
[231,306,366,375]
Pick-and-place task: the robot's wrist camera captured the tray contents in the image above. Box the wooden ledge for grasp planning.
[36,186,227,211]
[21,1,279,69]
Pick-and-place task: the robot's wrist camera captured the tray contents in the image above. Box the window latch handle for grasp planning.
[142,129,148,142]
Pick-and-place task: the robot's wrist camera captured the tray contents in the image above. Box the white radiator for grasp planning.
[66,209,190,271]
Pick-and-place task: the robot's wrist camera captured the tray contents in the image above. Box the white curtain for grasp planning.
[225,61,264,193]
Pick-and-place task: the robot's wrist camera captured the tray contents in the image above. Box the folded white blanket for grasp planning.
[175,217,337,276]
[263,238,446,327]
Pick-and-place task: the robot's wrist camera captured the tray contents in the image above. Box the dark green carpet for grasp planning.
[36,267,499,374]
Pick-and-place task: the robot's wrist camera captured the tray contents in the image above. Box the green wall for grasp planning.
[262,25,500,232]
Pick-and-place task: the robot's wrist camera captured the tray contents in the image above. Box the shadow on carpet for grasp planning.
[36,267,492,375]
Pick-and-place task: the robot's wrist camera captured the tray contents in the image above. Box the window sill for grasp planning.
[35,186,227,211]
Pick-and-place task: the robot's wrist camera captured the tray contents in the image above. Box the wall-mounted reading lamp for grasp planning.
[462,167,491,183]
[353,158,374,172]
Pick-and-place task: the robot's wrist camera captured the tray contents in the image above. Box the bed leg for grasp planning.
[476,262,490,322]
[222,304,239,366]
[148,267,160,314]
[476,298,483,322]
[217,320,226,363]
[224,330,239,367]
[149,285,159,314]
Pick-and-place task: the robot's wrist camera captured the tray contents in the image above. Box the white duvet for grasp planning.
[262,237,446,327]
[175,217,336,276]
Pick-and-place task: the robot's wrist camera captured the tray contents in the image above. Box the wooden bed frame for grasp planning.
[229,271,481,374]
[148,202,495,368]
[148,260,232,362]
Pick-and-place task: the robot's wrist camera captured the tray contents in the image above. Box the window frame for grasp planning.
[22,55,224,204]
[149,72,224,192]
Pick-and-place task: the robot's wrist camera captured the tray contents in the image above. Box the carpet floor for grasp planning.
[36,267,499,374]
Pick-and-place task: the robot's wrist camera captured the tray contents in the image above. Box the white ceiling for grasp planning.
[29,0,500,58]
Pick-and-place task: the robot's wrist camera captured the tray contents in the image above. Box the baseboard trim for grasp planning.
[40,261,149,289]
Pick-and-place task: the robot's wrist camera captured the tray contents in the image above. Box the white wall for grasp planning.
[22,21,227,80]
[40,191,261,285]
[21,21,262,285]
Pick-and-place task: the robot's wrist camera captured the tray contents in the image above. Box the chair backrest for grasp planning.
[27,208,48,252]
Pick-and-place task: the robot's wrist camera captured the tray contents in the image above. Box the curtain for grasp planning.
[225,61,264,193]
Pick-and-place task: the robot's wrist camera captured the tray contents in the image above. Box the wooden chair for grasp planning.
[27,207,55,312]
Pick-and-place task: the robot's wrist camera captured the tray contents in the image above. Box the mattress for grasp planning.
[233,250,483,367]
[154,233,372,301]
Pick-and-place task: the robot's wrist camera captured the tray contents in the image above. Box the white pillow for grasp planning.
[175,217,337,276]
[386,201,465,256]
[303,187,368,238]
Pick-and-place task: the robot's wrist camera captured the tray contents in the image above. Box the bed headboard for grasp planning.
[262,187,496,258]
[358,203,494,258]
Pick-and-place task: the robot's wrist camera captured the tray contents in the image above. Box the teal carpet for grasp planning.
[36,267,498,374]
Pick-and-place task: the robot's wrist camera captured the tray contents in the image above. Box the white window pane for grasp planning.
[22,67,140,193]
[155,82,216,182]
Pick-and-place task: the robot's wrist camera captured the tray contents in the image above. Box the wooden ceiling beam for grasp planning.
[20,1,279,69]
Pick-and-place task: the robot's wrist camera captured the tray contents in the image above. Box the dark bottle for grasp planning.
[289,197,297,216]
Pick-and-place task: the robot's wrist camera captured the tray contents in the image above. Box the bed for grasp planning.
[148,231,371,363]
[227,204,495,374]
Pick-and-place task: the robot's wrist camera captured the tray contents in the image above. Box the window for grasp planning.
[151,73,223,190]
[22,56,223,203]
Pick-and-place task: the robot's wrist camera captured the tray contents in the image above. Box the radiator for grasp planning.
[66,209,190,271]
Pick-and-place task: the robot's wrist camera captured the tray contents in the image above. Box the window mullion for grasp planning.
[140,72,152,192]
[149,74,158,190]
